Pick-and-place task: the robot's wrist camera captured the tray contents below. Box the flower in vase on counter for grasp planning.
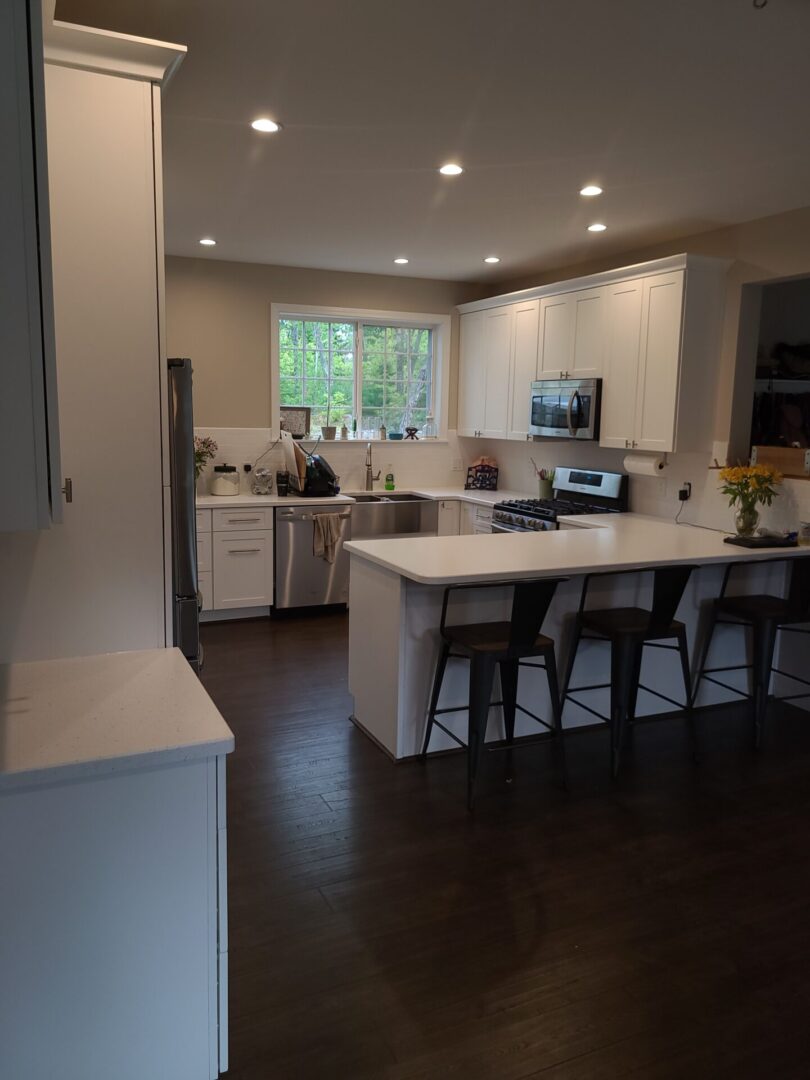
[719,464,782,537]
[194,435,218,480]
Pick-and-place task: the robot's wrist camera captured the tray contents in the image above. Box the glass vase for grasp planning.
[734,503,759,538]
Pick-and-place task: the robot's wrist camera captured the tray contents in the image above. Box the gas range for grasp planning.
[492,467,628,533]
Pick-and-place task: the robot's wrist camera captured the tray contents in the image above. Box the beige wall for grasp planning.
[493,205,810,454]
[165,256,484,429]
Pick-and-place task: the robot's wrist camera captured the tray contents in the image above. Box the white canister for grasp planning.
[210,464,240,496]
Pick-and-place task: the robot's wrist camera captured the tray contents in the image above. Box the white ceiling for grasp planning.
[58,0,810,283]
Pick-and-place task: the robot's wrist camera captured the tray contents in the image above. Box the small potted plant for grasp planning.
[718,464,782,537]
[531,459,555,500]
[322,403,336,440]
[194,434,218,480]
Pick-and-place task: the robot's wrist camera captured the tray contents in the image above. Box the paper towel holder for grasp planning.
[623,451,669,478]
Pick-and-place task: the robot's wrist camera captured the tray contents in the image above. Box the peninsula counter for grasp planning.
[344,515,808,759]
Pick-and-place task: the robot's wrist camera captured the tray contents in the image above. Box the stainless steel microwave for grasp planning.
[529,378,601,440]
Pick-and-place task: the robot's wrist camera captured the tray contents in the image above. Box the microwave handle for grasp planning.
[566,390,581,436]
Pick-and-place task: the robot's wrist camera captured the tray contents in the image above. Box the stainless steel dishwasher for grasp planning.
[274,505,352,608]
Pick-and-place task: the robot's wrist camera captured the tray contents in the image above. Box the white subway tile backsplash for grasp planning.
[194,427,468,495]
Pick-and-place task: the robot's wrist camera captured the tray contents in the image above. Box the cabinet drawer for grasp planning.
[212,531,273,608]
[473,505,493,522]
[197,531,212,574]
[212,507,272,532]
[196,509,211,534]
[197,570,213,612]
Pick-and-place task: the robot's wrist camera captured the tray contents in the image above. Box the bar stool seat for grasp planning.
[421,577,568,810]
[444,623,554,656]
[581,607,685,639]
[715,594,801,622]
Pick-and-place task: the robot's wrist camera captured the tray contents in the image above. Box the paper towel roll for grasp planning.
[623,453,667,478]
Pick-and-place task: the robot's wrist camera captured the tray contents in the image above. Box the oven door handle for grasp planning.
[566,390,581,436]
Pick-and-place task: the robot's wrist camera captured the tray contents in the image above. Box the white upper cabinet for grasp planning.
[1,0,61,531]
[507,299,540,440]
[600,271,685,452]
[537,288,604,380]
[458,311,486,437]
[481,306,514,438]
[537,295,572,377]
[457,255,726,451]
[570,288,605,378]
[599,280,645,449]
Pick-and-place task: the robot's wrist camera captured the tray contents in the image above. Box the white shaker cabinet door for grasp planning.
[458,310,487,437]
[570,287,605,378]
[437,500,461,535]
[634,272,685,453]
[599,280,644,449]
[481,306,513,439]
[212,531,273,609]
[507,299,539,440]
[537,294,573,377]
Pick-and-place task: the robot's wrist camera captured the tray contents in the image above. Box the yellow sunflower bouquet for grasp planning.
[718,464,782,536]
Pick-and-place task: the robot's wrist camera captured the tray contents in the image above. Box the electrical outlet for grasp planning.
[451,457,464,471]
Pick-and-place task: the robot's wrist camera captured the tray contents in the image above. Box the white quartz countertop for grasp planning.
[196,487,529,510]
[0,648,234,790]
[344,512,810,585]
[196,493,354,508]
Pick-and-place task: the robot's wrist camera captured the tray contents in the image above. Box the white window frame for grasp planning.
[270,303,451,440]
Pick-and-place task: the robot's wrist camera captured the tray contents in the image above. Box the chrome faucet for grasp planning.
[365,442,381,491]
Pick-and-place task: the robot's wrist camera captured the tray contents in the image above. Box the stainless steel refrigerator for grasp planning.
[167,358,201,670]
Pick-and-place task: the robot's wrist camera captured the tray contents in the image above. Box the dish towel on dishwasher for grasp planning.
[313,513,341,563]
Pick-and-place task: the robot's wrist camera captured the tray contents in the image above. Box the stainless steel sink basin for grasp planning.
[348,492,438,538]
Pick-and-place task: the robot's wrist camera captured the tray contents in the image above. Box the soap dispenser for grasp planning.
[384,466,395,491]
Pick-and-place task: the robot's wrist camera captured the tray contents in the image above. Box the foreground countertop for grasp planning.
[196,487,529,510]
[0,648,234,791]
[344,512,810,585]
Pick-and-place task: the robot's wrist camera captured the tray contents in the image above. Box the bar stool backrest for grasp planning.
[649,565,695,634]
[787,557,810,619]
[440,577,563,652]
[508,579,561,652]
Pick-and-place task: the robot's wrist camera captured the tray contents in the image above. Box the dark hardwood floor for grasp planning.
[201,614,810,1080]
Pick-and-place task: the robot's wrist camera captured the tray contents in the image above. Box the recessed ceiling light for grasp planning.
[199,237,216,246]
[438,163,463,176]
[251,117,281,133]
[587,223,607,232]
[580,184,603,197]
[393,257,409,265]
[484,256,500,264]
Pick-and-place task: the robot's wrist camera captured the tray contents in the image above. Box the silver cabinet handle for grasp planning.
[225,516,262,522]
[227,548,261,554]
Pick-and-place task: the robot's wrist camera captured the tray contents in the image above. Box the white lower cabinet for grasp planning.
[212,530,273,609]
[437,499,461,535]
[460,503,493,535]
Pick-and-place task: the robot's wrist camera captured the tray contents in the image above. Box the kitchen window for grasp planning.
[273,305,449,439]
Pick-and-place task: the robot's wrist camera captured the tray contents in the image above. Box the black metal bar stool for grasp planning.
[692,557,810,749]
[561,565,697,777]
[421,577,568,810]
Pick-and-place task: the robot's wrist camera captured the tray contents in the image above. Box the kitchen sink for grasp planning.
[347,492,430,504]
[348,492,438,538]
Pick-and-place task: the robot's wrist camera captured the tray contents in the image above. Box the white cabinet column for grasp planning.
[507,299,539,440]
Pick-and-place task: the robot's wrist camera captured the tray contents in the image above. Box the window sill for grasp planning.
[295,437,450,446]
